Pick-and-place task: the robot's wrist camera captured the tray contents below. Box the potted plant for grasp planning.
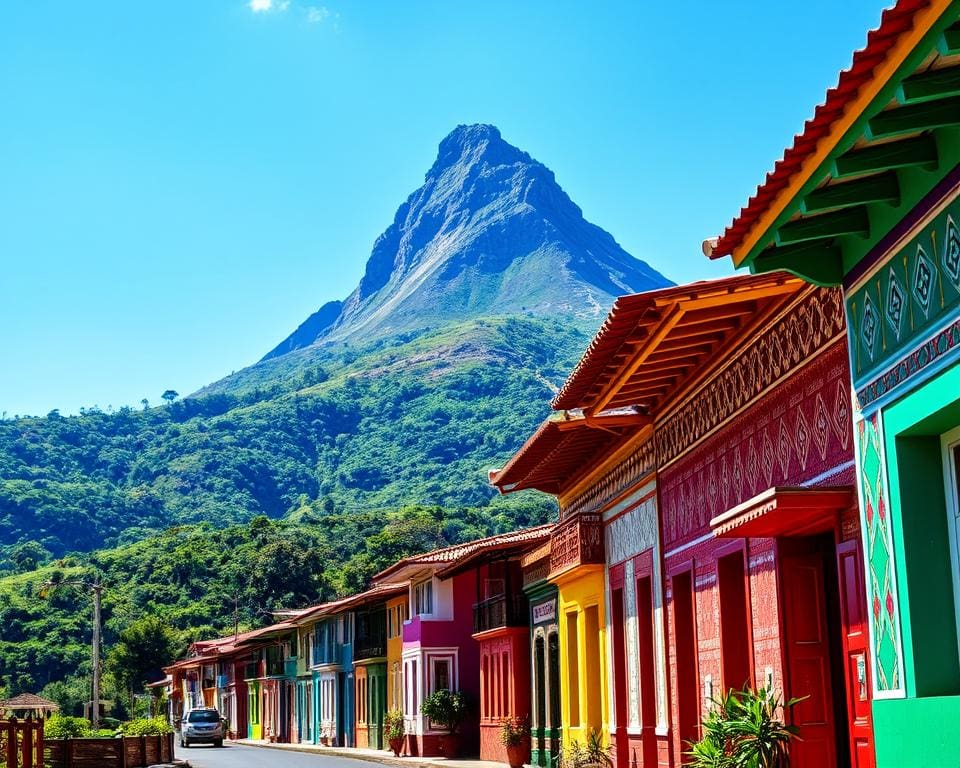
[686,686,801,768]
[385,709,405,757]
[500,716,530,768]
[421,689,469,758]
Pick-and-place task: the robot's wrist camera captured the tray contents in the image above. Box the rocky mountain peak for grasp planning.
[262,125,671,360]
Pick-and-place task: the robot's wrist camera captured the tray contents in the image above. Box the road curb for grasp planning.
[233,740,486,768]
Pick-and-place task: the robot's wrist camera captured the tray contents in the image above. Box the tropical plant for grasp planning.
[557,730,611,768]
[420,689,469,735]
[44,714,92,739]
[499,715,529,747]
[686,687,801,768]
[384,709,405,741]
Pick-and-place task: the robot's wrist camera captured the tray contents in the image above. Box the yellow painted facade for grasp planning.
[385,594,408,712]
[553,565,609,750]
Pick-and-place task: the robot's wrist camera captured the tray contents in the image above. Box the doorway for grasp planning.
[779,534,858,768]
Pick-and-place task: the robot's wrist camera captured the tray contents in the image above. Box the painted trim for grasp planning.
[940,425,960,662]
[732,0,955,266]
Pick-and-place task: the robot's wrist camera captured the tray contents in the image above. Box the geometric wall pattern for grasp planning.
[659,340,854,548]
[847,196,960,400]
[855,410,903,694]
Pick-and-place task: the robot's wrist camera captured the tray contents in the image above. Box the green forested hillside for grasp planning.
[0,317,582,707]
[0,506,518,710]
[0,317,580,564]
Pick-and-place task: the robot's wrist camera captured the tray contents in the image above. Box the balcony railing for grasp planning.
[265,658,285,677]
[354,634,387,661]
[473,593,528,634]
[549,513,604,577]
[216,674,231,689]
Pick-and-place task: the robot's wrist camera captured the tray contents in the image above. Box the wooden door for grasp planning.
[780,548,838,768]
[836,538,875,768]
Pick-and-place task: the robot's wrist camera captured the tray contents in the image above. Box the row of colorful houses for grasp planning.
[166,3,960,766]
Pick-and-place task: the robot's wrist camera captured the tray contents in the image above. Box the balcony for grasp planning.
[243,662,259,681]
[312,642,340,667]
[354,634,387,661]
[549,513,604,578]
[216,674,231,689]
[473,594,528,634]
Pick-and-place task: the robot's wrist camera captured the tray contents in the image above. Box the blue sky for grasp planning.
[1,0,884,416]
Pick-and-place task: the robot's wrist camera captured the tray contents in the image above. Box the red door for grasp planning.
[836,538,875,768]
[779,545,838,768]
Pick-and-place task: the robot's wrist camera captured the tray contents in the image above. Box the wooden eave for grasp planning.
[708,1,960,284]
[554,274,804,416]
[490,409,650,495]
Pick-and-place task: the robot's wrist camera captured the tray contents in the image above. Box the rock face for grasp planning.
[263,124,671,360]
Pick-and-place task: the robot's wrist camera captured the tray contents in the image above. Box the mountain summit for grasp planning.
[264,124,670,360]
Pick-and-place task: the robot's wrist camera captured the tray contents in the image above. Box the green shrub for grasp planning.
[121,716,173,736]
[45,714,92,739]
[420,689,469,735]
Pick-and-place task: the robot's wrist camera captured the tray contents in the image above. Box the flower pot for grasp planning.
[440,733,461,758]
[389,736,404,757]
[506,742,527,768]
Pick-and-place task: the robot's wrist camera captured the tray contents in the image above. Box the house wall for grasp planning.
[603,479,668,768]
[478,627,530,762]
[555,567,608,752]
[386,595,407,713]
[657,300,856,763]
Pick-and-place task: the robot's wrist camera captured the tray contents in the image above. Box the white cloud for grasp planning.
[248,0,290,13]
[306,5,330,23]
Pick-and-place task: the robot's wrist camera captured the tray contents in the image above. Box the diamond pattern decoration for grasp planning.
[861,293,879,362]
[885,267,905,341]
[944,214,960,287]
[813,394,830,460]
[912,244,936,319]
[834,381,851,450]
[761,431,775,486]
[777,419,792,478]
[795,407,810,470]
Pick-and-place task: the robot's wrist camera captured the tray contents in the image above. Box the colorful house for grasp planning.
[494,273,878,768]
[373,527,552,758]
[235,621,299,743]
[706,2,960,765]
[386,591,410,714]
[520,542,561,768]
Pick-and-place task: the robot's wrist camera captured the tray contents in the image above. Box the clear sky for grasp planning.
[1,0,885,416]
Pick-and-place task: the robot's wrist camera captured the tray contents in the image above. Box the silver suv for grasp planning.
[180,707,224,748]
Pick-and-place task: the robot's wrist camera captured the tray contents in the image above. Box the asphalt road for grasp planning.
[176,743,381,768]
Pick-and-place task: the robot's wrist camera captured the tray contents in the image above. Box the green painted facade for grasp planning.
[524,575,560,768]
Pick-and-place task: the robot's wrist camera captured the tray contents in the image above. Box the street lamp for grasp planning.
[40,574,104,730]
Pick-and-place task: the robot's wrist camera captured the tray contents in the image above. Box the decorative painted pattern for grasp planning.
[847,194,960,395]
[656,287,846,470]
[561,438,656,519]
[855,411,903,695]
[659,342,853,548]
[855,316,960,409]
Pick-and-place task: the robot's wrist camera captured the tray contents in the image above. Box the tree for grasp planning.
[106,616,181,705]
[140,399,149,410]
[160,390,178,405]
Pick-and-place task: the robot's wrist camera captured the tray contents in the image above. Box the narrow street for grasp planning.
[176,743,382,768]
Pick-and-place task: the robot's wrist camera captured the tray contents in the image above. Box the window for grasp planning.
[414,580,434,616]
[566,611,580,727]
[944,426,960,656]
[718,550,752,691]
[433,658,451,692]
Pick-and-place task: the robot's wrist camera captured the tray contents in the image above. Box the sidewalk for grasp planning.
[235,740,507,768]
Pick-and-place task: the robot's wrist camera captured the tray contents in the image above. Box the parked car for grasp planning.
[180,707,224,748]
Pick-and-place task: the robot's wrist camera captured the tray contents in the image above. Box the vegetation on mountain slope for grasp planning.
[0,317,575,565]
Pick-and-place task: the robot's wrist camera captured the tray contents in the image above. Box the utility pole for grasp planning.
[91,581,103,730]
[41,574,104,730]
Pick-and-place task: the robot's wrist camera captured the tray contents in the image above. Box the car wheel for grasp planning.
[184,740,190,748]
[215,739,223,748]
[179,739,184,748]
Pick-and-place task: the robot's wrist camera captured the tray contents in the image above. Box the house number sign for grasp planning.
[532,600,556,624]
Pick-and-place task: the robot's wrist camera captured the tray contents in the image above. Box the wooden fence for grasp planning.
[0,717,44,768]
[45,733,174,768]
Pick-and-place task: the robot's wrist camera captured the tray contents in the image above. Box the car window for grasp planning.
[188,711,219,723]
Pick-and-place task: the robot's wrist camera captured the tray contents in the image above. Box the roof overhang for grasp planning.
[490,409,650,495]
[553,274,804,415]
[707,0,960,282]
[710,486,855,538]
